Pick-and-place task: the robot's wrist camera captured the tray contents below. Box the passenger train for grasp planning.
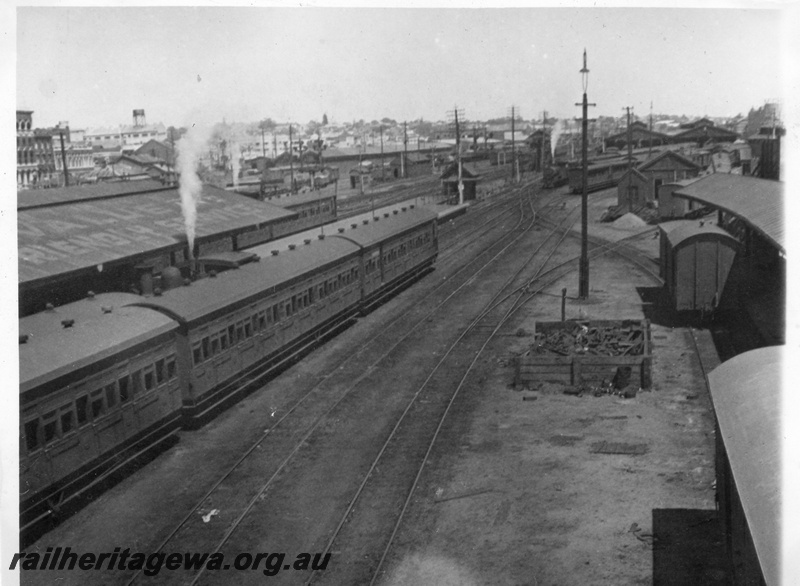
[19,206,438,541]
[566,158,631,194]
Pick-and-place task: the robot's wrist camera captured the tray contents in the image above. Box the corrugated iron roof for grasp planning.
[19,293,176,394]
[18,185,297,285]
[673,174,784,253]
[707,345,784,586]
[131,237,361,325]
[17,180,170,210]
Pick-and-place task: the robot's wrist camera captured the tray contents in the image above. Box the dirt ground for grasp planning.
[378,189,727,586]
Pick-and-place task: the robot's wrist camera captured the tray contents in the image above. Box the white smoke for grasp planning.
[176,124,213,257]
[550,119,563,160]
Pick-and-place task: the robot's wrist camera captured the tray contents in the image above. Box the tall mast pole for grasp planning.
[380,125,385,182]
[625,106,634,213]
[576,49,595,300]
[289,124,295,194]
[59,131,69,187]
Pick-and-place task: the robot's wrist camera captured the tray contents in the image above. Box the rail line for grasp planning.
[303,193,587,585]
[122,176,536,586]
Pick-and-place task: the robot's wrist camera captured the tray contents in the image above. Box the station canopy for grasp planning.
[673,174,784,254]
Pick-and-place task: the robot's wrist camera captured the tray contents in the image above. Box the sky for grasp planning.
[12,4,793,131]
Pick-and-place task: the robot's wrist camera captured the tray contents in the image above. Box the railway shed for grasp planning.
[18,182,298,316]
[658,220,739,312]
[707,345,783,586]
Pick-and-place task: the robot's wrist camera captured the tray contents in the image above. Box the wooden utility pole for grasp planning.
[511,106,517,182]
[58,131,69,187]
[402,121,408,179]
[575,49,596,300]
[454,107,464,204]
[540,111,547,172]
[380,125,385,181]
[289,124,295,194]
[624,106,634,213]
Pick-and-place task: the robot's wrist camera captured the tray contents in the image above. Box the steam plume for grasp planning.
[176,124,213,257]
[550,119,563,160]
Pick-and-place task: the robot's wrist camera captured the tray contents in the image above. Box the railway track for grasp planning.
[303,185,588,586]
[115,176,537,586]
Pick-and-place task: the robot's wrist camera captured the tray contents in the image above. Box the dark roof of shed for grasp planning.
[707,345,784,586]
[440,162,481,181]
[636,149,701,171]
[661,220,739,248]
[330,206,438,249]
[19,293,176,394]
[129,237,360,324]
[673,174,784,253]
[17,179,170,210]
[18,185,297,285]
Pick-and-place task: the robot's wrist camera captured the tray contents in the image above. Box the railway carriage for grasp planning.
[331,206,438,312]
[133,237,364,427]
[567,158,630,193]
[19,206,441,539]
[19,293,182,537]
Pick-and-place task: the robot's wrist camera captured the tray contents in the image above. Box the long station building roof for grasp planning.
[18,182,297,286]
[672,174,784,254]
[707,345,784,586]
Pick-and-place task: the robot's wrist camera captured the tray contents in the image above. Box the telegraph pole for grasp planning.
[289,124,295,194]
[58,131,69,187]
[575,49,596,300]
[511,106,517,182]
[624,106,634,212]
[379,125,385,181]
[402,121,408,179]
[540,111,547,172]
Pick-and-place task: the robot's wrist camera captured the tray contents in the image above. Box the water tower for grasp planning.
[133,109,146,127]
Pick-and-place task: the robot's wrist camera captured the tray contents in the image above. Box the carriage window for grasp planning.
[272,305,279,322]
[285,302,292,316]
[131,370,143,395]
[211,335,220,356]
[156,359,166,384]
[258,311,267,329]
[144,366,155,391]
[202,337,211,359]
[236,321,245,340]
[220,330,229,350]
[25,419,40,452]
[43,411,58,444]
[228,325,236,344]
[244,319,253,338]
[90,390,105,419]
[60,405,75,435]
[291,296,298,313]
[76,395,89,426]
[192,343,203,366]
[166,356,177,380]
[118,375,130,402]
[105,383,117,408]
